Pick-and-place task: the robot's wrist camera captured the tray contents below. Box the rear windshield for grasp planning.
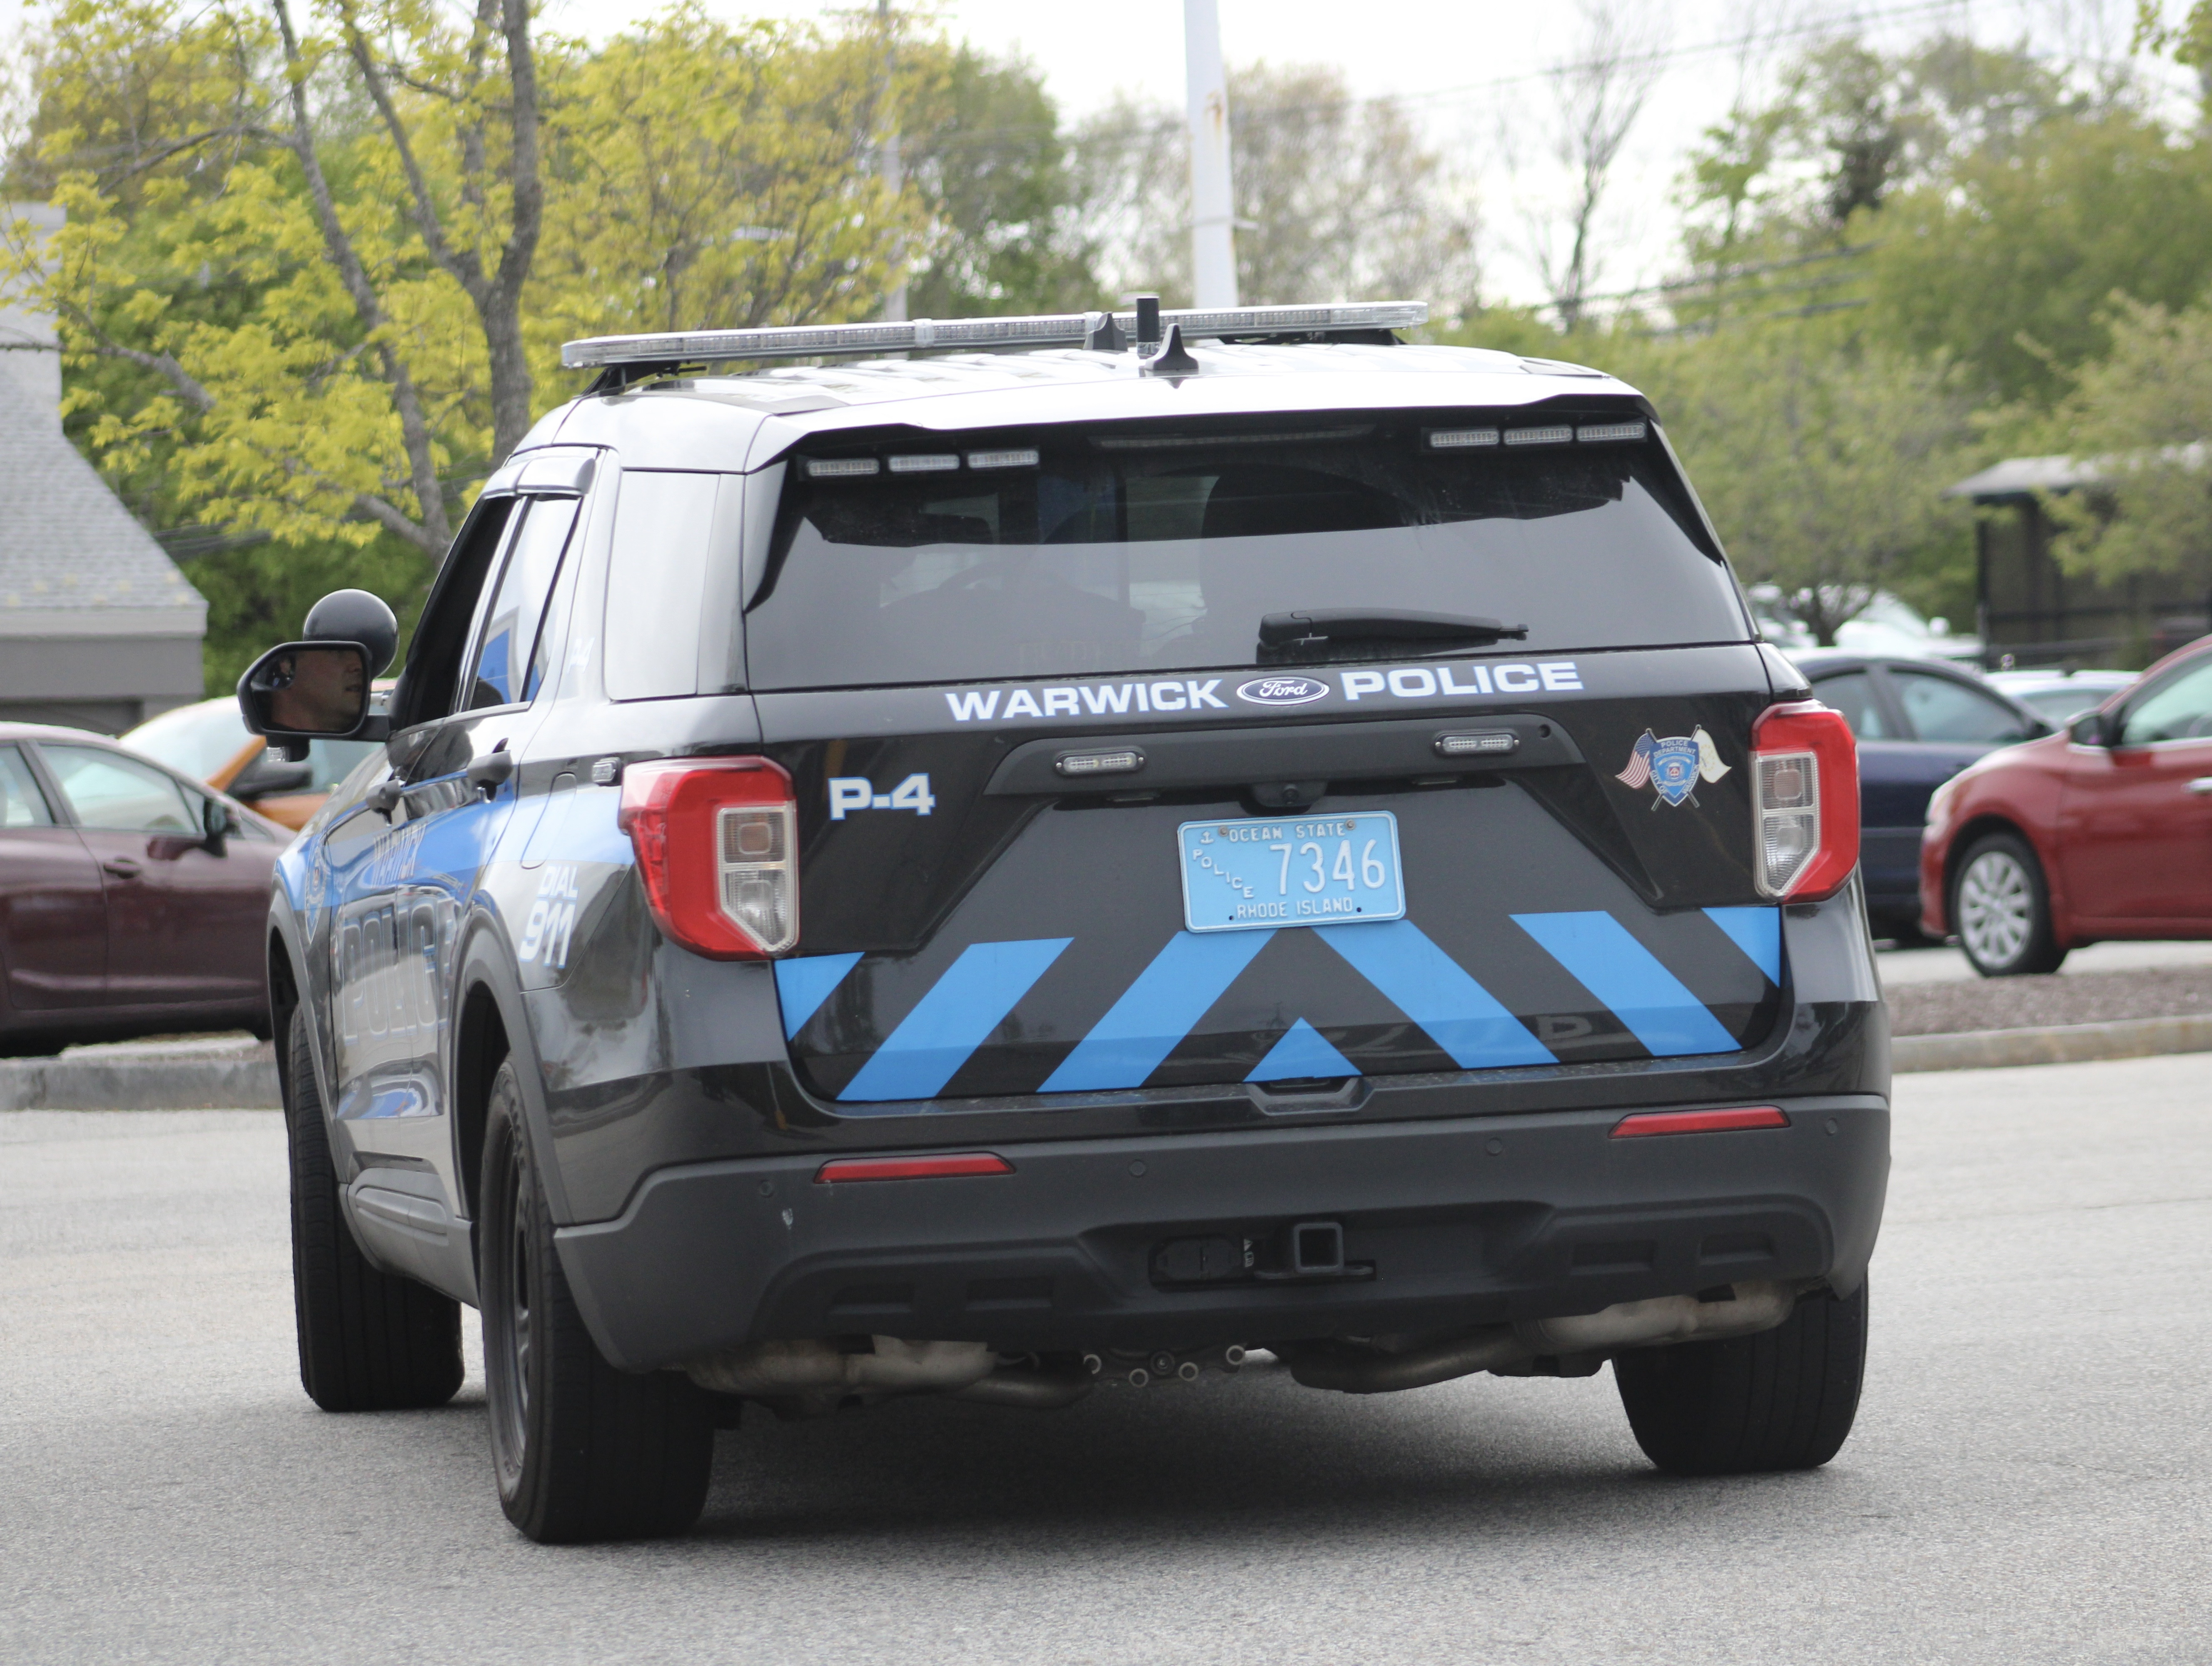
[746,422,1747,691]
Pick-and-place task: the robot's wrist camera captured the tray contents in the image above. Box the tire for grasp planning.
[479,1060,713,1542]
[284,1007,464,1411]
[1951,831,2067,976]
[1614,1283,1868,1475]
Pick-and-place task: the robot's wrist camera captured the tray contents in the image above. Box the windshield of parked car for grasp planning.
[745,424,1748,690]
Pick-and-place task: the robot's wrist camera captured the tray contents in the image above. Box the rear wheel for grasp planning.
[479,1060,714,1542]
[1952,831,2066,976]
[284,1007,463,1411]
[1614,1283,1868,1475]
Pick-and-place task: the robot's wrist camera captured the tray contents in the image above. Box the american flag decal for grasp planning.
[1616,730,1657,788]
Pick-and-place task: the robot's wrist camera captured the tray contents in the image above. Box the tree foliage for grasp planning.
[1075,62,1480,312]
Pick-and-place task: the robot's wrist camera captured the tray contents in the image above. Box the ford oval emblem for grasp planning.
[1236,675,1331,707]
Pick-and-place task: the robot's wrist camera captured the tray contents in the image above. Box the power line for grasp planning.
[917,0,1980,160]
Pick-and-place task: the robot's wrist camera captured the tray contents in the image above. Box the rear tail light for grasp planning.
[1611,1106,1789,1138]
[617,758,798,958]
[1750,701,1859,902]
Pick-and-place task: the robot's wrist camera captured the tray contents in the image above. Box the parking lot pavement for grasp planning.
[1878,936,2212,985]
[3,1061,2207,1666]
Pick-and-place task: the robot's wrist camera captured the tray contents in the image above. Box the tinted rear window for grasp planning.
[746,424,1747,691]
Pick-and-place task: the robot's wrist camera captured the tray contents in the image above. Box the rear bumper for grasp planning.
[555,1093,1889,1372]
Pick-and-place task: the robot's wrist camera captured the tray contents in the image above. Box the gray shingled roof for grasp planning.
[0,369,204,617]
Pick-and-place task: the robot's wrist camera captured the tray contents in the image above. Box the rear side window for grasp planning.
[606,472,722,700]
[745,425,1747,691]
[0,746,53,826]
[1892,670,2034,744]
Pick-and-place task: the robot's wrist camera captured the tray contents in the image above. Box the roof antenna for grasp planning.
[1140,322,1200,379]
[1084,310,1127,352]
[1133,294,1162,353]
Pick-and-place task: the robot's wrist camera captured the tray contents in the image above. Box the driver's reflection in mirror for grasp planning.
[266,648,365,733]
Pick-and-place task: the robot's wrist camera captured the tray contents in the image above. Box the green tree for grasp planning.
[901,47,1103,317]
[2040,298,2212,589]
[1074,62,1480,312]
[1598,320,1976,644]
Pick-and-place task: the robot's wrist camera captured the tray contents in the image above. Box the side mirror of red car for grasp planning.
[2068,710,2116,747]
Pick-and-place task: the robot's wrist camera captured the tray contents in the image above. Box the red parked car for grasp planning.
[0,722,287,1054]
[1921,636,2212,974]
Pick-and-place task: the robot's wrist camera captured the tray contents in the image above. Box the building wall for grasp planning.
[0,628,204,733]
[1975,499,2210,668]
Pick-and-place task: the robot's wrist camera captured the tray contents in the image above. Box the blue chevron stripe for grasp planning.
[1316,919,1556,1068]
[1701,905,1783,984]
[774,953,865,1038]
[1248,1018,1358,1082]
[1510,911,1739,1057]
[1040,930,1272,1092]
[839,938,1072,1102]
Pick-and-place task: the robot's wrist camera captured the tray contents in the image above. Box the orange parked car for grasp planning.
[123,696,385,831]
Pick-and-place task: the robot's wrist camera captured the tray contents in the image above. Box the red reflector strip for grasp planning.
[815,1153,1015,1183]
[1610,1106,1790,1139]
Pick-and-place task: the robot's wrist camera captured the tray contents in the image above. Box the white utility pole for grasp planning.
[1185,0,1239,308]
[878,0,908,322]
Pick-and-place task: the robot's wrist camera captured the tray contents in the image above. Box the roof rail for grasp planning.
[559,301,1427,372]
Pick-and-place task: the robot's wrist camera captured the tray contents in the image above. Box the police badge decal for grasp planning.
[1616,726,1731,808]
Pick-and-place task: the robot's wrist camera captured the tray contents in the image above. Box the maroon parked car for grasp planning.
[0,723,287,1054]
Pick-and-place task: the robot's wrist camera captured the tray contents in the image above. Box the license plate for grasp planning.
[1177,812,1407,933]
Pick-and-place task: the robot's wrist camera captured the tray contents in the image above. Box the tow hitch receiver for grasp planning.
[1151,1220,1373,1287]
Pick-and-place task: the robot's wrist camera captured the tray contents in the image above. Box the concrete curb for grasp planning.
[1893,1012,2212,1073]
[0,1057,281,1111]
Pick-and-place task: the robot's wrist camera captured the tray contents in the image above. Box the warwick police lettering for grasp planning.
[942,661,1582,721]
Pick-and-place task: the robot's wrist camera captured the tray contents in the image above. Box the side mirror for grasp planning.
[201,795,236,850]
[228,749,315,801]
[237,642,389,742]
[2068,710,2115,747]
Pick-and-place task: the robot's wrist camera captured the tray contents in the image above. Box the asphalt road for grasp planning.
[3,1057,2207,1665]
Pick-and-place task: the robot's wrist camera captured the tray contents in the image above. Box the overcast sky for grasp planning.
[4,0,2180,312]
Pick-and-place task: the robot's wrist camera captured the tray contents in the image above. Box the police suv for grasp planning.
[240,300,1887,1543]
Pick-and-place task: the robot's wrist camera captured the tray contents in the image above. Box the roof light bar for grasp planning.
[560,301,1427,370]
[887,453,960,474]
[1504,425,1574,446]
[1428,427,1500,449]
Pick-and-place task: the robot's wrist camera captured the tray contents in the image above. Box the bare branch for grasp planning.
[268,0,452,550]
[350,491,442,551]
[333,1,488,299]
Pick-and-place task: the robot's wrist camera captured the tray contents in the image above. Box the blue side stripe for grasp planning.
[839,938,1072,1103]
[1511,911,1739,1057]
[1248,1018,1359,1082]
[1701,906,1783,985]
[1041,930,1272,1092]
[773,953,865,1039]
[1316,920,1556,1068]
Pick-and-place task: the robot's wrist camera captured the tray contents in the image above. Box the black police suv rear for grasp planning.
[239,302,1888,1543]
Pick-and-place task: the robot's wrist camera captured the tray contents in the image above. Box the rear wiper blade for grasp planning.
[1257,609,1530,651]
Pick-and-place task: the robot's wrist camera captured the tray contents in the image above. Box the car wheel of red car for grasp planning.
[1952,831,2067,977]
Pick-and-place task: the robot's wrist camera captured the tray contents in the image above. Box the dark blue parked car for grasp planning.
[1792,652,2051,939]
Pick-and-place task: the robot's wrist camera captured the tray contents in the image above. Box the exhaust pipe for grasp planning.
[1283,1281,1802,1394]
[952,1367,1094,1409]
[684,1336,995,1398]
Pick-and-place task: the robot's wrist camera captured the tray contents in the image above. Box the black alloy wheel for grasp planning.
[478,1060,715,1542]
